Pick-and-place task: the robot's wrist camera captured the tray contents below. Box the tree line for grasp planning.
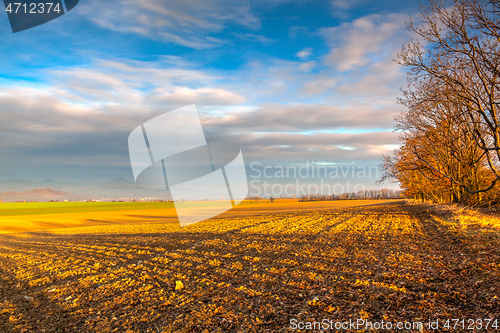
[298,189,404,202]
[381,0,500,205]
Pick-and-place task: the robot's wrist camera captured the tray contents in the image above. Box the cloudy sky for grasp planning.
[0,0,425,191]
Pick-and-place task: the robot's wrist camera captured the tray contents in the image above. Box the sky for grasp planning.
[0,0,426,194]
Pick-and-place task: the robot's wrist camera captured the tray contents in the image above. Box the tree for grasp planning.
[382,0,500,204]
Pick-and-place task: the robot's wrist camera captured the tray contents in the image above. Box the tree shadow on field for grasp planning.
[398,204,500,313]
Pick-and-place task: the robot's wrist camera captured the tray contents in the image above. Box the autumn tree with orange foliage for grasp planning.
[382,0,500,205]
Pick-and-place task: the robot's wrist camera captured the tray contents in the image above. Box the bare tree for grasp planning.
[386,0,500,202]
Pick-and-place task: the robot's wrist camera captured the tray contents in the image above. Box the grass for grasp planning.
[0,202,175,216]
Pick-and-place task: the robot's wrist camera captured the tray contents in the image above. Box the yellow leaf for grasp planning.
[175,281,184,290]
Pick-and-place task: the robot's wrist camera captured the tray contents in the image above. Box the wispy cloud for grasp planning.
[233,33,276,44]
[76,0,262,49]
[330,0,368,18]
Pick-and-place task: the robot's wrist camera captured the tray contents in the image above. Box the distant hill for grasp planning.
[0,178,170,200]
[0,188,83,203]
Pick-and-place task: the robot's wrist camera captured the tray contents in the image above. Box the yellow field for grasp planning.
[0,199,396,234]
[0,201,499,332]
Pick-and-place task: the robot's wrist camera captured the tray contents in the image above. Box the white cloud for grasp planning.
[321,13,409,72]
[296,47,313,60]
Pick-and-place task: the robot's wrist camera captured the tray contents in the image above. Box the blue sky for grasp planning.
[0,0,425,191]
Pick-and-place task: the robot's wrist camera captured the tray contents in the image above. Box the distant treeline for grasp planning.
[297,189,403,202]
[248,189,403,202]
